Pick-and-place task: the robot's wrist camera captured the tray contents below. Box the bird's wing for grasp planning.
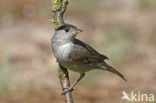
[68,39,108,63]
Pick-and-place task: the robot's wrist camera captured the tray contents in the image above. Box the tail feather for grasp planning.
[100,63,127,81]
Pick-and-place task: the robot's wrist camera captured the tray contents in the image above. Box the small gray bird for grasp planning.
[51,24,126,95]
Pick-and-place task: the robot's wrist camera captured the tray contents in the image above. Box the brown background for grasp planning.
[0,0,156,103]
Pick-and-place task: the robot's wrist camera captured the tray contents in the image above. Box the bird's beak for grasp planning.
[75,29,83,34]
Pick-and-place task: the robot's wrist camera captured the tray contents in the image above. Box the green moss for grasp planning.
[51,0,67,10]
[51,12,58,28]
[51,0,62,10]
[51,0,68,29]
[63,0,67,3]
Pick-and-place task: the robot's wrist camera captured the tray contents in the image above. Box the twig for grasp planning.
[51,0,73,103]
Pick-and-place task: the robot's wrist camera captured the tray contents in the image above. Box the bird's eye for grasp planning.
[65,28,69,32]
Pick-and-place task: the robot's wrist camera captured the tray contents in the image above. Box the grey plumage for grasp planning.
[51,24,126,94]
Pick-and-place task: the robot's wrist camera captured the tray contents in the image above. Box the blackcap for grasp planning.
[51,24,126,95]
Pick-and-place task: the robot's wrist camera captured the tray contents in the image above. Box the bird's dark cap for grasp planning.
[57,24,77,31]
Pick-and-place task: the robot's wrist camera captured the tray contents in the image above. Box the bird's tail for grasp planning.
[100,63,127,81]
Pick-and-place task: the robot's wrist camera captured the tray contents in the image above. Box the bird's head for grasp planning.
[56,24,83,40]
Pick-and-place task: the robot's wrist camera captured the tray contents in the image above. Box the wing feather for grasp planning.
[68,39,108,63]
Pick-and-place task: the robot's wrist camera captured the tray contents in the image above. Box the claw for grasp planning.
[62,87,68,90]
[61,87,74,95]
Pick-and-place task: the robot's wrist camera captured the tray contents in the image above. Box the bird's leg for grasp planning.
[70,73,85,89]
[62,73,85,95]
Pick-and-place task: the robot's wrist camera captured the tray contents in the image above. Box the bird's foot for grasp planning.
[61,87,74,95]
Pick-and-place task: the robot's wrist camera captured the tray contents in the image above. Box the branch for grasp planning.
[51,0,68,29]
[51,0,73,103]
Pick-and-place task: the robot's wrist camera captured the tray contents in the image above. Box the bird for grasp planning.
[51,24,126,95]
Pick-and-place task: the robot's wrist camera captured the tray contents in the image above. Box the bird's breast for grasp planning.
[55,42,74,61]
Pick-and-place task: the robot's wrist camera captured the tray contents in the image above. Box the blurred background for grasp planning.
[0,0,156,103]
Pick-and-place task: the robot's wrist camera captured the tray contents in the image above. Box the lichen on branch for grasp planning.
[51,0,73,103]
[51,0,68,29]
